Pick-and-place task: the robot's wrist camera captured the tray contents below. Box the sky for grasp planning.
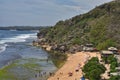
[0,0,113,26]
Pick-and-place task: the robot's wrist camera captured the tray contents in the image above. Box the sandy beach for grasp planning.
[48,52,101,80]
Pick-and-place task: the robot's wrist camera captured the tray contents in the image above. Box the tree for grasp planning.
[82,57,106,80]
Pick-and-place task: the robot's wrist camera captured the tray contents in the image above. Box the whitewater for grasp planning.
[0,30,56,80]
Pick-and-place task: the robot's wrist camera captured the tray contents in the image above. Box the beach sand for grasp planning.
[48,52,101,80]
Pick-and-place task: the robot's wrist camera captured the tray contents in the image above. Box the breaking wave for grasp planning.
[0,33,36,53]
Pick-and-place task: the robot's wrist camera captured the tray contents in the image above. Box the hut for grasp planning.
[108,47,118,54]
[115,67,120,71]
[110,72,120,76]
[101,50,114,64]
[115,55,120,64]
[83,44,94,52]
[101,50,114,57]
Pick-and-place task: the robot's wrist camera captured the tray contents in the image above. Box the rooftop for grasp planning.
[101,50,113,55]
[115,67,120,70]
[108,47,118,51]
[110,72,120,76]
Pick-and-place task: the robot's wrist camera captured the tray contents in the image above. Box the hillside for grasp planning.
[37,0,120,51]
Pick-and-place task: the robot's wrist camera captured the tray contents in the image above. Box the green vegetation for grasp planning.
[108,56,118,72]
[0,63,17,80]
[21,63,40,71]
[0,26,47,30]
[48,51,67,68]
[82,57,106,80]
[37,1,120,78]
[109,76,120,80]
[102,55,118,72]
[37,0,120,70]
[0,59,41,80]
[96,39,116,50]
[38,1,120,50]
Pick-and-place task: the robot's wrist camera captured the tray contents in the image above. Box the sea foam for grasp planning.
[0,33,36,44]
[0,33,36,53]
[0,44,7,53]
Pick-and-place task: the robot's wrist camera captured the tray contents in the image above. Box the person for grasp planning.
[39,72,43,77]
[49,72,52,76]
[75,67,79,72]
[68,72,73,76]
[57,77,59,80]
[35,74,37,78]
[60,72,63,75]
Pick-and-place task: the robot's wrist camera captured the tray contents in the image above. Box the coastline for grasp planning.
[35,43,67,67]
[34,42,112,80]
[35,43,100,80]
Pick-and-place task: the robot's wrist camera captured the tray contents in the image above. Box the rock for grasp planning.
[69,45,82,53]
[51,45,58,50]
[32,41,38,46]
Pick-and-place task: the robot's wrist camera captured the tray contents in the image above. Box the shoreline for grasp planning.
[35,43,111,80]
[33,42,116,80]
[47,52,101,80]
[36,43,100,80]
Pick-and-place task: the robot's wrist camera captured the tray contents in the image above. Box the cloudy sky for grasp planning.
[0,0,113,26]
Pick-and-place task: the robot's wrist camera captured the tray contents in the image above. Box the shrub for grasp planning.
[82,57,106,80]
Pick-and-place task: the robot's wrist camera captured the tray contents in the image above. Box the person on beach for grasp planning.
[60,72,63,75]
[39,72,43,77]
[49,72,52,76]
[57,77,59,80]
[68,72,73,76]
[75,67,79,72]
[35,74,37,78]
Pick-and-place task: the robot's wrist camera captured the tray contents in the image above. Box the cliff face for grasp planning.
[38,1,120,50]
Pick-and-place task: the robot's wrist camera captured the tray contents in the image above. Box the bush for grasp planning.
[97,39,116,50]
[102,55,118,72]
[109,76,120,80]
[72,38,81,45]
[82,57,106,80]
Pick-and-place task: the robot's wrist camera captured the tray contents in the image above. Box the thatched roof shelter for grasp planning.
[83,43,94,51]
[101,50,113,55]
[108,47,118,51]
[115,67,120,70]
[110,72,120,76]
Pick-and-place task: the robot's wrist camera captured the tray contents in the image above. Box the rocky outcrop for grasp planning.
[51,44,68,53]
[69,45,82,53]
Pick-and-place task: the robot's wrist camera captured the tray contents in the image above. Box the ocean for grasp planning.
[0,30,56,80]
